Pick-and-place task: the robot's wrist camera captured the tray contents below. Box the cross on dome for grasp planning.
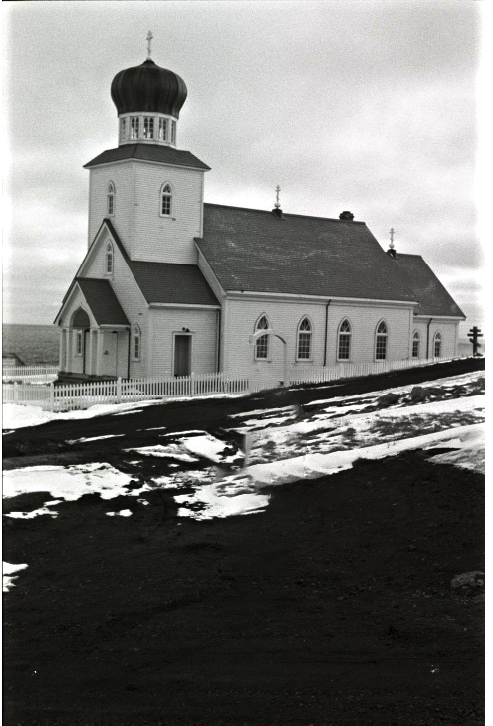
[146,30,153,59]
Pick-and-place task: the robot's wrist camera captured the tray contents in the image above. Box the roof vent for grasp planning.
[387,248,397,259]
[339,211,354,221]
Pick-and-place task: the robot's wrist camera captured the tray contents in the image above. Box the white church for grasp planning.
[55,44,465,384]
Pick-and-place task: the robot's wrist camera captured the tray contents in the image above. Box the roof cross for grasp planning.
[389,227,395,249]
[146,30,153,59]
[275,185,281,209]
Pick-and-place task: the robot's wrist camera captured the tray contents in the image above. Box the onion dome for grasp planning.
[111,59,187,118]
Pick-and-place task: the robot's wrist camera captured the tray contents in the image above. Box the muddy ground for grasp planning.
[3,358,485,725]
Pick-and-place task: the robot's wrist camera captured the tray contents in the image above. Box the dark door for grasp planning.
[174,335,191,377]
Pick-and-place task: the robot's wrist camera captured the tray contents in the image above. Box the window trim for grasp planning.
[296,316,313,362]
[337,318,352,362]
[433,331,442,359]
[107,182,115,217]
[160,182,173,218]
[412,330,420,359]
[132,325,141,362]
[254,314,270,361]
[105,241,114,275]
[75,329,83,357]
[375,319,389,361]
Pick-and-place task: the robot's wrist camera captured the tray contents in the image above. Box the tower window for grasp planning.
[130,116,139,140]
[375,320,388,360]
[143,116,154,139]
[412,330,420,358]
[254,315,270,360]
[158,118,168,141]
[171,120,176,145]
[433,331,442,358]
[297,317,312,360]
[105,241,114,274]
[120,118,127,141]
[160,183,172,217]
[132,325,141,361]
[337,319,352,360]
[107,182,115,216]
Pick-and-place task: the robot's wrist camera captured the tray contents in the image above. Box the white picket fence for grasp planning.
[2,355,471,412]
[3,372,251,412]
[2,365,59,383]
[289,356,453,385]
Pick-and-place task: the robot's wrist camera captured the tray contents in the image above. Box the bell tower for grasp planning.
[85,36,210,264]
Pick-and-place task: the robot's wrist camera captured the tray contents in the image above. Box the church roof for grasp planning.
[395,254,465,318]
[84,144,210,171]
[130,262,220,306]
[196,204,418,303]
[76,278,130,325]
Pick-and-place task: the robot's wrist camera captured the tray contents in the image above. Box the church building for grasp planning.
[55,45,465,385]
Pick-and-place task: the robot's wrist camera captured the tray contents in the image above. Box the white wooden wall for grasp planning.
[221,296,417,380]
[148,307,219,377]
[411,319,460,359]
[87,161,205,264]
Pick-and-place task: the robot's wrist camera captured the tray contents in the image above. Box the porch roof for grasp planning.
[76,278,130,325]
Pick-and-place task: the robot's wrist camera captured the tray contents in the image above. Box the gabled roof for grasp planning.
[195,204,417,303]
[130,262,219,306]
[76,278,130,325]
[55,219,219,325]
[395,254,465,318]
[84,144,210,171]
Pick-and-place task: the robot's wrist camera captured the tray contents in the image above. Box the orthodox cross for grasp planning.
[389,227,395,250]
[275,185,281,209]
[146,31,153,59]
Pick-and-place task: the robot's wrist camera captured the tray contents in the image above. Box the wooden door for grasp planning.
[174,335,191,377]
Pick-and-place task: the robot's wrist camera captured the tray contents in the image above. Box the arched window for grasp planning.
[130,116,139,139]
[132,325,141,361]
[433,331,442,358]
[412,330,420,359]
[337,319,352,360]
[375,320,388,360]
[161,183,172,217]
[107,182,115,216]
[297,317,312,360]
[171,120,176,145]
[158,118,168,141]
[105,242,114,275]
[254,315,270,360]
[143,116,154,139]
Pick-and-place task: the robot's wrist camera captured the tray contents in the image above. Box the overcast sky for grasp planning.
[3,1,485,337]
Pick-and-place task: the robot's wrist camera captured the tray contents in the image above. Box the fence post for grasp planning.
[116,377,122,403]
[13,382,18,403]
[49,382,55,412]
[191,372,196,396]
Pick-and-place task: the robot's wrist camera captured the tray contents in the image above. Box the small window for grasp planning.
[412,331,420,359]
[171,120,176,145]
[120,118,127,141]
[375,320,388,360]
[433,331,442,358]
[130,116,139,140]
[105,241,114,274]
[297,317,312,360]
[132,325,141,361]
[161,183,172,216]
[337,319,352,360]
[255,315,269,360]
[158,118,168,141]
[107,182,115,216]
[143,116,154,139]
[76,330,83,356]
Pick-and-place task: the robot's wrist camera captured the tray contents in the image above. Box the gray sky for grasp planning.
[3,1,484,337]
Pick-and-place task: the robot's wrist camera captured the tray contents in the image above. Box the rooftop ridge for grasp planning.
[203,202,366,224]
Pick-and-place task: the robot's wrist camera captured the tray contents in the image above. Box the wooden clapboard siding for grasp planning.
[88,163,135,254]
[411,319,460,359]
[148,307,218,377]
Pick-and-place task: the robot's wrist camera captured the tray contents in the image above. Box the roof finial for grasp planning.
[146,30,153,59]
[275,185,281,209]
[389,227,395,250]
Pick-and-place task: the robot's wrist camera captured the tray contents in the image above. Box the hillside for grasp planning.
[3,358,484,725]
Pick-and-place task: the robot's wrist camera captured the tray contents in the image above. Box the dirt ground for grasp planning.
[3,358,485,725]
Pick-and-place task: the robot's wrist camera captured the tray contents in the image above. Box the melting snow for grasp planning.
[3,562,28,592]
[107,509,133,517]
[124,444,199,462]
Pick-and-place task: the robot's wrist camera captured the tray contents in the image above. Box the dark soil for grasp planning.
[3,358,485,725]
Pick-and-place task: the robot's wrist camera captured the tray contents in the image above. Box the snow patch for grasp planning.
[3,562,28,592]
[106,509,133,517]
